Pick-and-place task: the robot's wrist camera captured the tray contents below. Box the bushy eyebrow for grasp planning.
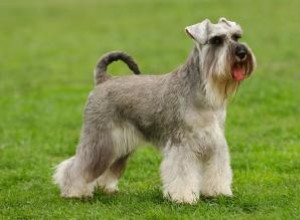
[232,33,242,38]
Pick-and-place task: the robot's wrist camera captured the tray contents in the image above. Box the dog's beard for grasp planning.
[200,46,239,104]
[200,43,255,104]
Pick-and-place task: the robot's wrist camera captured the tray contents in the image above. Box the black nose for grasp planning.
[235,45,247,60]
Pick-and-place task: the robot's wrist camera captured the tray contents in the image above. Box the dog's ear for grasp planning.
[185,19,211,44]
[218,17,228,23]
[218,17,242,31]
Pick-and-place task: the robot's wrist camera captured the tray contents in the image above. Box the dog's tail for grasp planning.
[94,51,141,85]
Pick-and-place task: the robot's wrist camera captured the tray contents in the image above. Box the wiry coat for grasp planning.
[53,18,256,204]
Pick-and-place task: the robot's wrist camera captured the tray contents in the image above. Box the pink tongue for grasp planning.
[233,66,245,81]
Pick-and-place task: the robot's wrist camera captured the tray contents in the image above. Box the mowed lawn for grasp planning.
[0,0,299,219]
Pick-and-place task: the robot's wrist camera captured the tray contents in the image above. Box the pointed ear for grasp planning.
[185,19,211,44]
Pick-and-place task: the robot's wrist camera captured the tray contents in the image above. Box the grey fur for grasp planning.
[53,18,256,203]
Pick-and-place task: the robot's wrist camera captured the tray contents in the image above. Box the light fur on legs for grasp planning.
[161,143,201,204]
[201,137,233,197]
[94,121,140,194]
[53,114,115,198]
[96,155,129,194]
[53,156,95,198]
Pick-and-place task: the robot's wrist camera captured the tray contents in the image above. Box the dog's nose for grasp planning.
[235,45,247,60]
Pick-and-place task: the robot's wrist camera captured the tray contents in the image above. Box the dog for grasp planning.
[53,18,256,204]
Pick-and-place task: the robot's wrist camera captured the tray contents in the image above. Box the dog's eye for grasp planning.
[232,34,241,41]
[209,36,223,45]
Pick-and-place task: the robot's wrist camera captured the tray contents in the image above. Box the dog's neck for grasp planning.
[178,46,230,110]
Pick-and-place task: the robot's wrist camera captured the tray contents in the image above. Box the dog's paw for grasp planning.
[201,187,232,198]
[96,178,119,194]
[101,185,119,194]
[61,187,94,198]
[164,190,199,204]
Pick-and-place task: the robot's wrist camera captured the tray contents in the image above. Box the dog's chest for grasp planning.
[183,107,226,151]
[185,107,224,129]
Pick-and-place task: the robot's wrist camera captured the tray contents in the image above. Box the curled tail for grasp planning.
[94,51,141,85]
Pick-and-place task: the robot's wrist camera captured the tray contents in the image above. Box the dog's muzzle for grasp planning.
[231,44,252,81]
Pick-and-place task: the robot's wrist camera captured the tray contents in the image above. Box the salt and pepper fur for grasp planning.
[53,18,256,204]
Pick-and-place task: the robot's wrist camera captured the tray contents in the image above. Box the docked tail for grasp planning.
[94,51,141,85]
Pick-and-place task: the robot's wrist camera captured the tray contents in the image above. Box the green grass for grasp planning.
[1,0,299,219]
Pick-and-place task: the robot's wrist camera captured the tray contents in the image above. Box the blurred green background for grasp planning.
[0,0,299,219]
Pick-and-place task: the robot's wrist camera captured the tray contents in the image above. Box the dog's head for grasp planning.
[185,18,256,84]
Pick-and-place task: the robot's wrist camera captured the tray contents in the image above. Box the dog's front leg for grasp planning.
[160,144,201,204]
[200,135,233,197]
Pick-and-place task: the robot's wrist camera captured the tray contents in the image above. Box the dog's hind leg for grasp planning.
[96,154,129,194]
[53,122,115,198]
[96,121,140,193]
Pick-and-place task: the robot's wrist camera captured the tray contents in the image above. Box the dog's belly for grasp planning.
[110,116,169,158]
[111,120,143,157]
[129,118,168,147]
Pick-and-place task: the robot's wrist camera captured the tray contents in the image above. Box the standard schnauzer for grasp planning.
[54,18,256,204]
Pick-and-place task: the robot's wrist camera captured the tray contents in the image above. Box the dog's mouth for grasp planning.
[231,63,246,81]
